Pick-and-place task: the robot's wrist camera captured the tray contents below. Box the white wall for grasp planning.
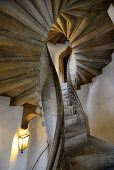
[77,51,114,144]
[108,3,114,24]
[9,140,28,170]
[0,97,49,170]
[27,117,49,170]
[47,42,77,84]
[47,42,68,80]
[0,96,28,170]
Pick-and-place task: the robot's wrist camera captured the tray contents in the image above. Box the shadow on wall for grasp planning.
[10,134,19,165]
[26,117,49,170]
[0,96,27,170]
[9,132,28,170]
[77,51,114,144]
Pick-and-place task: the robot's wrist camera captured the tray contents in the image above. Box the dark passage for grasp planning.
[63,54,69,82]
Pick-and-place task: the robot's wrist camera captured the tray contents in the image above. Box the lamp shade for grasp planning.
[19,134,30,152]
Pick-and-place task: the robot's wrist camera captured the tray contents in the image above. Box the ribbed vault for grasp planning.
[0,0,113,107]
[48,0,114,89]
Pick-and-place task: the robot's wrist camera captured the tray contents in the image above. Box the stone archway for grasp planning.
[59,46,72,83]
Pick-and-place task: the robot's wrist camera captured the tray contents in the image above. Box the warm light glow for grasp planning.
[19,128,29,136]
[10,134,18,165]
[18,134,30,152]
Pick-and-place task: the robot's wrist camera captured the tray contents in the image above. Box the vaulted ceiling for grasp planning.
[48,0,114,89]
[0,0,113,106]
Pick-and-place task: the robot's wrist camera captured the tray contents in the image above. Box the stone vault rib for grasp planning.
[0,0,113,104]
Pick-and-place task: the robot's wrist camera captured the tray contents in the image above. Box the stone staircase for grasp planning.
[61,83,114,170]
[61,83,87,152]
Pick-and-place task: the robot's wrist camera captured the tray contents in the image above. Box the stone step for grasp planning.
[62,92,68,99]
[61,83,67,88]
[65,114,77,128]
[61,88,67,93]
[66,135,114,170]
[61,87,67,91]
[62,93,68,98]
[62,91,68,95]
[67,150,114,170]
[65,124,87,152]
[65,123,87,140]
[64,106,73,116]
[63,96,69,100]
[62,91,68,96]
[65,132,87,153]
[61,83,67,87]
[61,83,68,100]
[63,99,69,106]
[62,89,67,94]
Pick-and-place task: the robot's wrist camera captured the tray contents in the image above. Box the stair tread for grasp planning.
[61,88,67,91]
[66,135,114,159]
[65,123,86,133]
[61,84,114,170]
[64,105,73,109]
[61,83,67,86]
[62,93,68,95]
[61,86,67,89]
[64,114,76,119]
[64,106,73,116]
[62,91,68,94]
[65,123,87,139]
[63,99,69,101]
[63,99,69,106]
[62,87,67,90]
[62,95,68,97]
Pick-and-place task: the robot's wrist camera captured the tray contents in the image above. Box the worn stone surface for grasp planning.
[61,82,114,170]
[66,135,114,170]
[0,1,114,170]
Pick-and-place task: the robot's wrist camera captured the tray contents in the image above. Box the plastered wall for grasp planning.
[47,42,68,81]
[27,117,49,170]
[0,96,28,170]
[77,51,114,144]
[0,96,49,170]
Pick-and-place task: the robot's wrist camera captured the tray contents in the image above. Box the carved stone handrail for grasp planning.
[46,45,64,170]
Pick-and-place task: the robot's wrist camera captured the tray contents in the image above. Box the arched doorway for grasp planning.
[59,46,72,83]
[63,54,69,82]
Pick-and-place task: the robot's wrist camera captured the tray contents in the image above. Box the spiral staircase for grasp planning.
[0,0,113,105]
[0,0,114,169]
[60,82,114,170]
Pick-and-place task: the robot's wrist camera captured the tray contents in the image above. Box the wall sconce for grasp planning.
[19,134,30,153]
